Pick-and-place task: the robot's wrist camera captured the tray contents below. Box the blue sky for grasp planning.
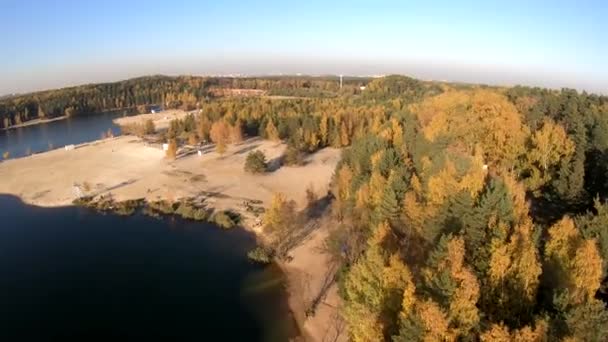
[1,0,606,94]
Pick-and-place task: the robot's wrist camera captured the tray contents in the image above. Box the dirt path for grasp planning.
[280,220,348,342]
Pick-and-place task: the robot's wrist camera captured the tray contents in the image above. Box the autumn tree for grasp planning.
[230,120,244,143]
[544,217,603,304]
[210,120,231,154]
[319,114,329,146]
[413,89,528,169]
[523,118,574,193]
[165,139,177,159]
[265,120,280,141]
[263,192,297,250]
[196,115,212,142]
[544,217,607,340]
[332,165,354,220]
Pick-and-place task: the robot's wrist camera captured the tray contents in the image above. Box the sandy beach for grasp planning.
[113,109,193,131]
[2,115,68,131]
[0,135,339,224]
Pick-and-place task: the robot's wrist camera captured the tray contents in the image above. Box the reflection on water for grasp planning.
[243,264,300,342]
[0,112,124,159]
[0,195,296,341]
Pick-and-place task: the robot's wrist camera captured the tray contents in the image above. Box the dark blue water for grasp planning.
[0,112,124,160]
[0,195,295,341]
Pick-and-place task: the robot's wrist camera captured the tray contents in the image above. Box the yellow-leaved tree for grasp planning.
[412,89,528,169]
[524,119,575,193]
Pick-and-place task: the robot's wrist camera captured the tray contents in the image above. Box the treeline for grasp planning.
[0,75,370,129]
[0,76,205,128]
[323,86,608,340]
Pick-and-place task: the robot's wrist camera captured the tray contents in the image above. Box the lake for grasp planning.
[0,112,125,160]
[0,195,296,341]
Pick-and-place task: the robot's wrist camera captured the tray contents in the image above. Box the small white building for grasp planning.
[162,143,169,151]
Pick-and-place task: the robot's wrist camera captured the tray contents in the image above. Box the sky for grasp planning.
[1,0,606,94]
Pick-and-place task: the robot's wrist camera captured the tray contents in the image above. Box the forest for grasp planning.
[0,75,367,129]
[160,75,608,341]
[6,73,608,340]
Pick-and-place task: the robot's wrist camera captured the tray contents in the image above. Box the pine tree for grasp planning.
[576,198,608,275]
[374,186,399,225]
[343,223,414,341]
[422,235,480,336]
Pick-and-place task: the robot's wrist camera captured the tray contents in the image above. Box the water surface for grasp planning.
[0,112,124,159]
[0,195,295,341]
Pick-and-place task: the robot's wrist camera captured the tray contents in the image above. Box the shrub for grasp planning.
[212,211,237,229]
[143,119,156,134]
[175,201,209,221]
[211,210,241,229]
[244,150,268,173]
[147,200,177,215]
[120,119,155,137]
[247,246,274,264]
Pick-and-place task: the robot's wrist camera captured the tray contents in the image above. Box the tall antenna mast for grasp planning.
[340,74,343,89]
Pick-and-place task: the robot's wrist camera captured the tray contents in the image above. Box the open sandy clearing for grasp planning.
[113,109,193,131]
[0,135,340,227]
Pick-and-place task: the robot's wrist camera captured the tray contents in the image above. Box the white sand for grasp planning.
[113,109,193,131]
[0,135,339,219]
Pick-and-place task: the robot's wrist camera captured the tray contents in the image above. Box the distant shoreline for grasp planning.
[2,115,68,131]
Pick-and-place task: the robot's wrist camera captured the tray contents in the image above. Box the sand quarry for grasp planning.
[0,114,347,341]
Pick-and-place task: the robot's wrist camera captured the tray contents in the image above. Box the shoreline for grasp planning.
[0,132,345,341]
[2,115,68,131]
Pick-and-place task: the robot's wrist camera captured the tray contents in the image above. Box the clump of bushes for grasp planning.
[175,201,209,221]
[145,200,178,215]
[120,119,156,137]
[114,199,143,216]
[244,150,268,173]
[247,246,274,264]
[73,195,143,216]
[211,210,241,229]
[73,196,94,206]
